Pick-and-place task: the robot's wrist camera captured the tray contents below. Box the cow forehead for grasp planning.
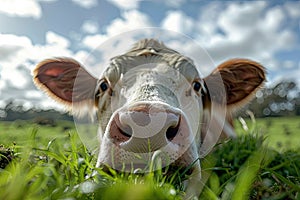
[103,39,200,83]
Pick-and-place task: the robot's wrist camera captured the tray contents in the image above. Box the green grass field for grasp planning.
[0,120,73,146]
[0,117,299,199]
[1,116,299,150]
[234,116,300,151]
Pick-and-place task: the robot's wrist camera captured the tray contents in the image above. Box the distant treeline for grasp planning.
[1,80,299,122]
[0,101,73,122]
[245,80,300,118]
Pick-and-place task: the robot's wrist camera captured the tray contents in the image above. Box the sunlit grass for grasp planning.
[235,116,300,151]
[0,128,184,200]
[0,118,300,199]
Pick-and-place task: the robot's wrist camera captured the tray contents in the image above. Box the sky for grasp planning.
[0,0,299,111]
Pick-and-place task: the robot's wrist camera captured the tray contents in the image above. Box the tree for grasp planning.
[243,80,300,118]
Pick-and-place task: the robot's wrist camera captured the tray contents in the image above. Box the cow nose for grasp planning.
[108,104,181,152]
[119,110,180,140]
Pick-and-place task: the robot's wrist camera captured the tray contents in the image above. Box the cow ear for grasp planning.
[33,57,98,109]
[204,59,266,110]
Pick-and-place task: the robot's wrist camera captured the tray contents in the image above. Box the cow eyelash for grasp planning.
[96,79,110,97]
[192,81,202,92]
[192,80,207,96]
[100,80,109,92]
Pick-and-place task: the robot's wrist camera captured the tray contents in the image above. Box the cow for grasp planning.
[33,39,266,197]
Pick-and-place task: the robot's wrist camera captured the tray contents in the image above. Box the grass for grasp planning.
[0,120,75,146]
[234,116,300,151]
[0,128,182,200]
[200,135,300,199]
[0,117,300,199]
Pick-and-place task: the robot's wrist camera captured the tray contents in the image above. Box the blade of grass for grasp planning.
[229,147,276,200]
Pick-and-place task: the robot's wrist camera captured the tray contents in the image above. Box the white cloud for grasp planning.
[82,34,108,50]
[38,0,58,2]
[0,34,32,63]
[177,1,297,73]
[272,67,300,87]
[82,10,152,50]
[46,31,70,48]
[81,20,99,34]
[74,50,94,64]
[161,11,194,34]
[107,0,140,10]
[0,30,95,107]
[81,2,299,81]
[107,0,186,10]
[161,0,186,8]
[2,66,30,89]
[106,10,152,35]
[263,6,285,32]
[80,10,154,79]
[218,1,267,41]
[1,1,299,111]
[24,90,43,99]
[0,32,76,109]
[71,0,98,9]
[284,1,300,18]
[0,0,42,19]
[283,60,295,69]
[156,1,299,82]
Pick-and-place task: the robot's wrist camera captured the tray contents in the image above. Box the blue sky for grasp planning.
[0,0,299,110]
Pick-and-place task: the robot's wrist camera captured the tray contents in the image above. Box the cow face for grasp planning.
[33,38,265,179]
[95,47,204,173]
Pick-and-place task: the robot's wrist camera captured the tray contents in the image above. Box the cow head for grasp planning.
[33,38,265,192]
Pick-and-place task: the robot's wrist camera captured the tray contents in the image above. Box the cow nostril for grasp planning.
[166,121,180,141]
[118,125,133,138]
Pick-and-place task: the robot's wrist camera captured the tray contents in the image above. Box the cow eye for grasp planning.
[99,80,109,92]
[192,81,202,92]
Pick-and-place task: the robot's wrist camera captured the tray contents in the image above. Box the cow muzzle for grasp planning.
[97,102,198,172]
[109,102,182,152]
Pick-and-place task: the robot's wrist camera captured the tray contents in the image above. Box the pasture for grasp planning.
[235,116,300,151]
[0,117,300,199]
[1,116,299,150]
